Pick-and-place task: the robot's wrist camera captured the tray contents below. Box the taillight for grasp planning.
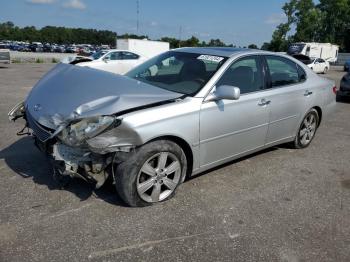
[332,86,337,94]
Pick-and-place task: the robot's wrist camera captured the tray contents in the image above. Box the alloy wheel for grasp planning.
[299,113,317,146]
[136,152,182,203]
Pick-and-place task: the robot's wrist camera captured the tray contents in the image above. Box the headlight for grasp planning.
[58,116,116,146]
[8,101,25,121]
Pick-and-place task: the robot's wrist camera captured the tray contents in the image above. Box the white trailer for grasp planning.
[0,49,10,64]
[116,38,169,59]
[287,42,339,63]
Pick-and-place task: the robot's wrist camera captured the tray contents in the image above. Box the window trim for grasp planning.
[263,54,307,89]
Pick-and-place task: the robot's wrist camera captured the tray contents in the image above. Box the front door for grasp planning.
[100,51,123,74]
[199,55,270,168]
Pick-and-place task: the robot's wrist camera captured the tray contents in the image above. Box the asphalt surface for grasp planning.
[0,64,349,262]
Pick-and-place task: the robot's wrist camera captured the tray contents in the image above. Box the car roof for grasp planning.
[173,47,268,57]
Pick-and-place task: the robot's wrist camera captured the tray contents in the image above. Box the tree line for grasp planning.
[2,0,348,52]
[265,0,350,52]
[0,21,237,49]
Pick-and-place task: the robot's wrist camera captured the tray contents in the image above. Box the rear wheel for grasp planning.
[114,140,187,207]
[293,109,319,149]
[323,67,328,74]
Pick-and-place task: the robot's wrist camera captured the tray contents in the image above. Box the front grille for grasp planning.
[26,112,52,142]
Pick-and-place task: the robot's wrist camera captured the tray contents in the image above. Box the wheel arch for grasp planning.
[147,135,194,179]
[313,106,322,126]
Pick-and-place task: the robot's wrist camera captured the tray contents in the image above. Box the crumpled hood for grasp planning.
[25,63,182,129]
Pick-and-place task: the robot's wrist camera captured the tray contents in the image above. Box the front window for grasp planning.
[126,51,228,95]
[104,52,121,60]
[91,50,109,60]
[216,56,263,94]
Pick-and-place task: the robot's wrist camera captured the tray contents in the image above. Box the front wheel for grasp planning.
[293,109,319,149]
[323,67,328,74]
[114,140,187,207]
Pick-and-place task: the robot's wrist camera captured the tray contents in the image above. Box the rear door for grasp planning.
[262,55,311,145]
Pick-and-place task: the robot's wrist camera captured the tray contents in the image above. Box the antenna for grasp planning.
[136,0,139,34]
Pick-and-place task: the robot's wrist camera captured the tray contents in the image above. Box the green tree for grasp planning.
[268,0,296,51]
[261,42,271,50]
[248,44,258,49]
[293,0,322,42]
[317,0,350,50]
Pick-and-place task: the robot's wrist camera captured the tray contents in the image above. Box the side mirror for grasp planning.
[103,57,109,63]
[206,85,240,102]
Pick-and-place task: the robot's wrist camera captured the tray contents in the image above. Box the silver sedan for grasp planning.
[9,48,336,206]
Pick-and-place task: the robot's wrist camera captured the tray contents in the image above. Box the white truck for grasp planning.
[116,38,170,59]
[287,42,339,63]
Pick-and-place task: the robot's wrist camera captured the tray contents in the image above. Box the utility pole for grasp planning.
[136,0,139,34]
[179,26,182,48]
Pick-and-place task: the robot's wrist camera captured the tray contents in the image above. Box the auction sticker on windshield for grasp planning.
[197,55,224,63]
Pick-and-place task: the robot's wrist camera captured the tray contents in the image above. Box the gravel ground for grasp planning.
[0,64,349,262]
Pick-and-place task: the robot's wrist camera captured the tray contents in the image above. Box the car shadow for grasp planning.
[336,93,350,103]
[0,137,126,206]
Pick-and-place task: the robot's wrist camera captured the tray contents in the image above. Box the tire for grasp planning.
[114,140,187,207]
[323,67,328,74]
[293,109,319,149]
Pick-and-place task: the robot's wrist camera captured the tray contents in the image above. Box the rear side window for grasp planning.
[121,52,140,60]
[297,64,307,82]
[266,56,300,87]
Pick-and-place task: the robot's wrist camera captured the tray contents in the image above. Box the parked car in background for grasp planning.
[338,72,350,98]
[53,45,65,53]
[29,42,44,52]
[344,59,350,72]
[66,45,78,53]
[43,43,54,52]
[9,48,336,206]
[75,49,147,75]
[307,58,329,74]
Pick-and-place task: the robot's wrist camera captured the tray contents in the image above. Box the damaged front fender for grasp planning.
[86,121,143,154]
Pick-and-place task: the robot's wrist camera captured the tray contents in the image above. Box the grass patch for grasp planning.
[12,58,22,63]
[35,58,44,63]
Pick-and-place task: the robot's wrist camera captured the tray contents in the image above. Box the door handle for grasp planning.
[304,90,313,96]
[258,99,271,106]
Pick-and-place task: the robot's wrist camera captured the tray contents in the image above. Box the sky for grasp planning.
[0,0,288,47]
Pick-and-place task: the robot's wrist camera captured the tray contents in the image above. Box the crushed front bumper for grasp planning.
[35,138,113,188]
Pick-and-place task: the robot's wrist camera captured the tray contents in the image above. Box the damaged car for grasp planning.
[9,48,336,207]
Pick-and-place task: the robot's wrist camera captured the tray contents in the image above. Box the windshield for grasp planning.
[126,51,228,95]
[91,50,108,60]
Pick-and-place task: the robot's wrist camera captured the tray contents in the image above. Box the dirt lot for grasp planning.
[0,64,349,262]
